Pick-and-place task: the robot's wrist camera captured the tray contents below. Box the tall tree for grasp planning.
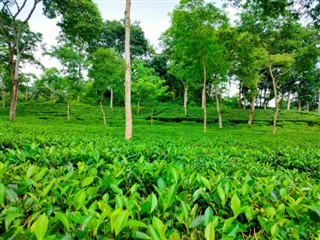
[98,20,149,59]
[88,48,124,125]
[132,59,169,124]
[125,0,132,140]
[0,1,42,120]
[167,0,228,132]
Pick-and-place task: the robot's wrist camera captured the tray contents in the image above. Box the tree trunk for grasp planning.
[110,88,113,108]
[318,91,320,114]
[201,48,207,133]
[287,92,291,110]
[100,95,106,125]
[67,101,70,121]
[298,100,301,111]
[238,84,242,107]
[248,96,256,125]
[184,86,188,115]
[151,106,154,125]
[214,83,222,129]
[125,0,132,140]
[25,85,28,101]
[263,89,267,110]
[9,54,20,121]
[269,62,278,135]
[137,99,140,114]
[1,78,5,109]
[306,101,309,112]
[243,93,246,110]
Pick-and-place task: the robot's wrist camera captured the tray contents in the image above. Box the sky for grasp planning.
[17,0,238,76]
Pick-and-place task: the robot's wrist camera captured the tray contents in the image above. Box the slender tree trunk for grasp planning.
[151,106,154,125]
[318,91,320,114]
[248,96,256,125]
[9,54,20,121]
[25,85,28,101]
[214,82,222,129]
[100,94,106,125]
[263,89,267,110]
[1,79,5,109]
[67,101,70,121]
[201,48,207,133]
[243,93,246,110]
[287,92,291,110]
[306,101,309,112]
[269,62,278,135]
[238,84,242,107]
[137,99,140,114]
[184,86,188,115]
[110,88,113,108]
[298,100,301,111]
[125,0,132,139]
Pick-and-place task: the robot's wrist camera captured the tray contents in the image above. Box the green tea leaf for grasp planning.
[0,183,6,206]
[205,222,215,240]
[150,192,158,213]
[54,212,70,232]
[111,209,129,236]
[200,176,211,192]
[245,206,255,222]
[231,194,241,217]
[132,231,150,239]
[127,220,148,229]
[217,185,226,207]
[31,214,48,240]
[157,178,166,191]
[204,207,213,226]
[73,189,86,210]
[82,176,94,187]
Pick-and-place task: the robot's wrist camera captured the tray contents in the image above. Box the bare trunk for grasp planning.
[1,79,5,109]
[151,106,154,125]
[269,62,278,135]
[263,89,267,110]
[100,95,106,125]
[201,48,207,133]
[77,58,82,102]
[184,86,188,115]
[243,93,247,110]
[287,92,291,110]
[67,101,70,121]
[125,0,132,140]
[110,88,113,108]
[9,54,20,121]
[25,85,28,101]
[238,84,242,107]
[214,83,222,129]
[248,96,256,125]
[306,102,309,112]
[298,100,301,111]
[318,91,320,114]
[137,99,140,114]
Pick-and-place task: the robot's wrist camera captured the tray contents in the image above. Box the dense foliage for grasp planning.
[0,103,319,239]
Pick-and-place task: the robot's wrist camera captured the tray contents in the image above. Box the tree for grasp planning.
[167,0,228,132]
[132,59,169,124]
[0,1,42,120]
[239,0,299,134]
[235,32,268,125]
[88,48,124,125]
[125,0,132,140]
[97,20,149,59]
[0,0,102,121]
[49,45,82,120]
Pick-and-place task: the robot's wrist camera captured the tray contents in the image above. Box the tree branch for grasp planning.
[13,0,27,19]
[23,0,42,24]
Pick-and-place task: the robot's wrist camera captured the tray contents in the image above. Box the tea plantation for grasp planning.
[0,102,320,239]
